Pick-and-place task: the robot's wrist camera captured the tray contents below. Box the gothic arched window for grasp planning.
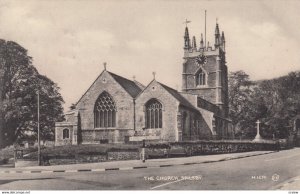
[94,91,116,128]
[63,128,69,139]
[196,68,206,86]
[145,99,162,129]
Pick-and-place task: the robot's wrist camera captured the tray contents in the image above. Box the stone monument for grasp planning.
[253,120,264,142]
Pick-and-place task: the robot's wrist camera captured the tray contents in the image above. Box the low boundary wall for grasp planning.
[146,140,279,158]
[21,140,280,166]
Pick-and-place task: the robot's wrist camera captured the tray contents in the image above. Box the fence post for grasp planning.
[142,139,146,163]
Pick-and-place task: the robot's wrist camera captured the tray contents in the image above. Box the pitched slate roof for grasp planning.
[75,70,143,106]
[133,80,146,90]
[197,96,220,113]
[108,71,142,98]
[158,82,196,110]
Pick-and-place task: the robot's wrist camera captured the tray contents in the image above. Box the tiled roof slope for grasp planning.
[108,71,142,98]
[133,80,146,90]
[158,82,196,110]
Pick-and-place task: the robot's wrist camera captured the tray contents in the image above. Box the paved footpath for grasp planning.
[271,176,300,190]
[0,150,274,174]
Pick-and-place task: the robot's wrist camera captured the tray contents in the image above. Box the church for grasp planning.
[55,21,233,146]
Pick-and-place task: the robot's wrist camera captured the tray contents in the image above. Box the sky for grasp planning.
[0,0,300,111]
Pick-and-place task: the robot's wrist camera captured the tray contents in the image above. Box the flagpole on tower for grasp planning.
[205,10,207,49]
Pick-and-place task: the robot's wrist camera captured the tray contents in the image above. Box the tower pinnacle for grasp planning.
[221,31,226,51]
[215,21,221,48]
[215,22,220,35]
[192,36,197,50]
[184,26,191,49]
[200,33,204,49]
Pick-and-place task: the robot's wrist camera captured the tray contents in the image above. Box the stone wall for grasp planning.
[183,55,217,103]
[55,122,74,146]
[214,117,233,139]
[81,129,135,144]
[178,106,212,141]
[145,141,278,158]
[76,71,136,143]
[40,141,280,166]
[46,154,107,165]
[107,151,139,161]
[182,48,229,119]
[42,150,140,166]
[15,160,38,167]
[135,80,179,142]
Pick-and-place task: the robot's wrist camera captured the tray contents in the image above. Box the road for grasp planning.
[0,148,300,190]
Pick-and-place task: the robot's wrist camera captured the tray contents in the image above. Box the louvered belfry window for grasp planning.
[145,99,162,129]
[94,91,116,128]
[196,69,206,86]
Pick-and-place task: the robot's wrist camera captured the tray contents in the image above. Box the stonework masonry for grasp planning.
[76,71,136,143]
[135,80,179,142]
[55,20,233,146]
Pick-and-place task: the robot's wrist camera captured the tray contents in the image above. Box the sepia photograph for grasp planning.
[0,0,300,191]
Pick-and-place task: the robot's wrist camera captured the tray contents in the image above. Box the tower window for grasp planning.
[94,91,116,128]
[145,99,162,129]
[196,69,206,86]
[63,128,70,139]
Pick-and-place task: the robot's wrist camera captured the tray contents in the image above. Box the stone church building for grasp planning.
[55,22,233,146]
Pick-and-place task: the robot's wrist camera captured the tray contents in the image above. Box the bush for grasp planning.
[0,145,38,162]
[146,143,170,149]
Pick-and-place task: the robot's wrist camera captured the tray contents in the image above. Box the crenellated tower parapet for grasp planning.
[182,21,228,118]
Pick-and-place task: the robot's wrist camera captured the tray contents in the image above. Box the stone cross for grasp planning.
[183,19,191,27]
[152,72,156,80]
[103,62,107,70]
[253,119,263,142]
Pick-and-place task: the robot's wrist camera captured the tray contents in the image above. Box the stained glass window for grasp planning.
[94,92,116,128]
[145,99,162,129]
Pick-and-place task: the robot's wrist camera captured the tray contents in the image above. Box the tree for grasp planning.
[229,70,300,140]
[0,40,64,148]
[254,72,300,138]
[228,71,256,139]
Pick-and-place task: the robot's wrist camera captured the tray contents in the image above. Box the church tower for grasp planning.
[182,21,229,117]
